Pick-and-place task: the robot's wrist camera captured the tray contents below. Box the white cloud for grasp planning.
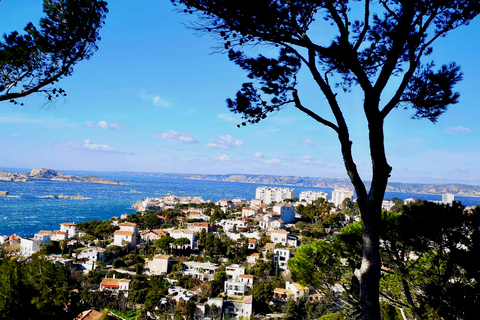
[85,120,121,130]
[217,113,237,122]
[206,134,245,149]
[56,140,133,154]
[254,152,264,158]
[151,130,198,143]
[153,96,171,107]
[301,139,317,146]
[300,155,314,163]
[217,155,230,161]
[97,120,121,130]
[264,158,281,164]
[444,126,472,133]
[10,133,18,138]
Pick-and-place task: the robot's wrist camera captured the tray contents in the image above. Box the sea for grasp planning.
[1,168,480,237]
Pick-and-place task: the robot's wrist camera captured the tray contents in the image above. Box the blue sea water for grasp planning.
[0,169,479,237]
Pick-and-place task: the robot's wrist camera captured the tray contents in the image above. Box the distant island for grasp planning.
[118,171,480,198]
[42,195,90,199]
[0,168,125,185]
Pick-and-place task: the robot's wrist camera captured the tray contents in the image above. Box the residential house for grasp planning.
[190,222,209,234]
[168,286,194,302]
[74,309,104,320]
[273,281,307,301]
[140,229,166,243]
[194,297,224,319]
[34,232,51,244]
[218,199,234,208]
[246,253,260,264]
[225,264,245,278]
[183,261,219,281]
[60,222,77,238]
[20,237,42,257]
[113,230,136,247]
[273,248,292,270]
[250,199,262,206]
[242,207,258,219]
[263,242,276,258]
[242,295,253,319]
[51,230,68,241]
[170,229,196,249]
[113,222,139,247]
[224,274,253,296]
[223,219,248,232]
[147,254,171,275]
[77,247,106,262]
[99,277,131,295]
[271,229,290,246]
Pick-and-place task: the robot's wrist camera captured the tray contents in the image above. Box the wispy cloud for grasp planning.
[301,139,317,146]
[85,120,121,130]
[10,133,19,138]
[153,96,171,107]
[151,130,198,143]
[0,115,74,127]
[254,152,264,158]
[264,158,281,164]
[444,126,472,133]
[216,154,230,161]
[139,91,172,107]
[217,113,237,122]
[56,139,134,154]
[206,134,245,149]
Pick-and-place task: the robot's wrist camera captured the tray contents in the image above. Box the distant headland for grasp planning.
[118,172,480,198]
[0,168,125,185]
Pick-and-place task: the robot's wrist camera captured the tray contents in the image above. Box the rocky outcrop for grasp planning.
[0,168,125,185]
[42,195,90,199]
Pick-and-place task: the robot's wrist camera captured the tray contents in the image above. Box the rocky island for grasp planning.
[42,195,90,199]
[0,168,125,185]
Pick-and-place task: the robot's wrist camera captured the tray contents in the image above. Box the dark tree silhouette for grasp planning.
[170,1,480,319]
[0,0,108,105]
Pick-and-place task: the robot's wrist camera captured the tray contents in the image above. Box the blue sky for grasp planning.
[1,1,479,185]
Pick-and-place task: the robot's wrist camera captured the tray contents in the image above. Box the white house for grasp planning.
[242,207,258,218]
[169,229,196,249]
[242,295,253,319]
[34,233,51,244]
[77,247,106,262]
[60,222,77,238]
[100,277,131,295]
[225,264,245,278]
[147,254,171,275]
[274,248,292,270]
[183,261,219,281]
[20,237,42,257]
[271,229,290,246]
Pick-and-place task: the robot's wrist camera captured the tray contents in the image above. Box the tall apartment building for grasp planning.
[442,193,454,204]
[332,188,354,207]
[255,187,294,204]
[299,190,329,203]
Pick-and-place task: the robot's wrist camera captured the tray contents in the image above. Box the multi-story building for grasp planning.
[299,190,330,203]
[331,188,354,207]
[255,187,294,204]
[442,193,455,204]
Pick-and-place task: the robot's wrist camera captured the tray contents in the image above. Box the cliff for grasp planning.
[0,168,125,185]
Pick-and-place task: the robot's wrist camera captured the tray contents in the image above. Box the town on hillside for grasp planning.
[0,186,475,320]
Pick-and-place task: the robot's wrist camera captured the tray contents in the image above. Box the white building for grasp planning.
[147,254,171,275]
[169,229,196,249]
[332,188,354,207]
[20,237,42,257]
[183,261,219,281]
[60,222,77,238]
[299,190,329,203]
[255,187,294,204]
[274,248,292,270]
[442,193,455,204]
